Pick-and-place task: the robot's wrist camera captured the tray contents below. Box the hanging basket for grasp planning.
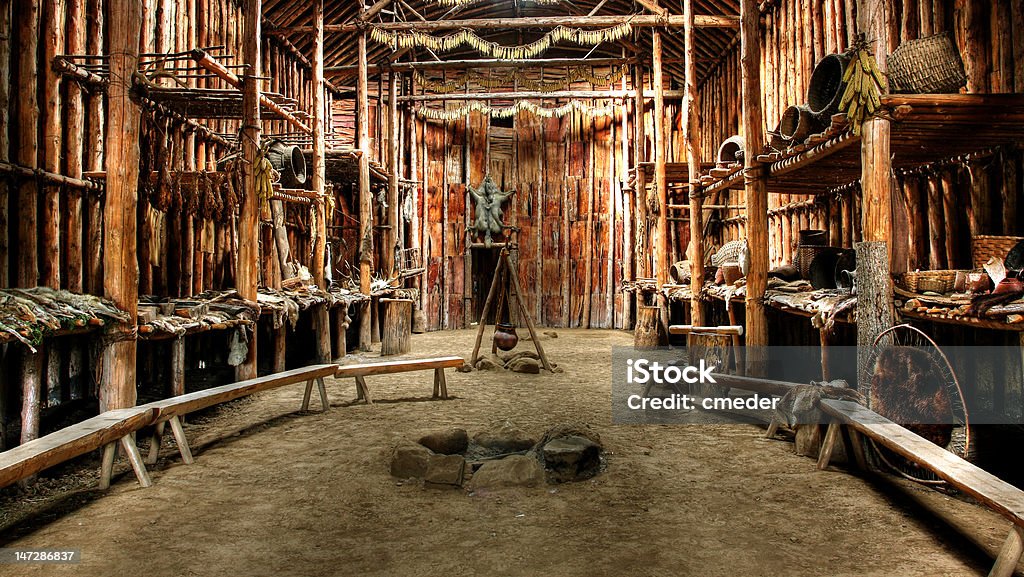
[886,32,967,94]
[972,235,1024,268]
[807,53,852,118]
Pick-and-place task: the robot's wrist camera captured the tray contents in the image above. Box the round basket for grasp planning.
[886,32,967,94]
[716,135,745,164]
[779,105,825,144]
[807,53,852,118]
[972,235,1024,269]
[796,245,829,279]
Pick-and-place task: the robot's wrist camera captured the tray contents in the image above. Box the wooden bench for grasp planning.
[139,364,339,465]
[335,356,465,404]
[819,399,1024,577]
[0,407,156,491]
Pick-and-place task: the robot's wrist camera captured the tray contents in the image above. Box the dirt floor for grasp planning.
[0,328,1019,576]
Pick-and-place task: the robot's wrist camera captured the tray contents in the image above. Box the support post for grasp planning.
[357,27,373,351]
[386,70,400,275]
[15,0,39,287]
[235,0,261,382]
[101,0,141,410]
[740,0,769,358]
[311,0,327,289]
[683,0,705,327]
[652,29,669,334]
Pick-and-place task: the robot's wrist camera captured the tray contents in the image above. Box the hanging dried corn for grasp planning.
[415,99,618,121]
[412,66,628,94]
[839,34,887,136]
[370,23,632,59]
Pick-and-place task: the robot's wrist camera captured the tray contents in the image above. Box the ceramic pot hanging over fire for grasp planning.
[493,322,519,351]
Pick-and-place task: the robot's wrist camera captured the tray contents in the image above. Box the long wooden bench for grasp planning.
[335,356,465,404]
[819,399,1024,577]
[139,364,339,465]
[0,407,156,491]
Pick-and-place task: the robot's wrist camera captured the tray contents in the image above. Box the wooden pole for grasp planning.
[357,28,373,351]
[64,0,85,293]
[15,0,39,288]
[684,0,706,328]
[632,64,648,282]
[0,0,10,288]
[311,0,331,364]
[235,0,260,381]
[101,0,141,410]
[386,71,400,275]
[84,0,104,294]
[740,0,769,351]
[653,29,670,333]
[41,0,63,289]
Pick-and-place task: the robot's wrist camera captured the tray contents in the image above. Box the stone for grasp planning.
[417,428,469,455]
[424,454,466,486]
[543,330,558,339]
[465,455,545,490]
[473,420,537,453]
[536,423,603,449]
[541,435,602,483]
[499,350,540,363]
[456,363,473,373]
[390,442,433,479]
[506,357,541,374]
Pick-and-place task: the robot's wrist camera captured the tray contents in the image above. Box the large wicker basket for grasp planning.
[899,270,959,294]
[887,33,967,94]
[972,235,1024,268]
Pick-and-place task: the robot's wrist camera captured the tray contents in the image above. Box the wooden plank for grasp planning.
[141,364,339,421]
[0,407,155,489]
[335,356,464,378]
[821,400,1024,527]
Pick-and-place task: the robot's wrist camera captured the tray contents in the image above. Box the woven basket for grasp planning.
[887,33,967,94]
[900,270,958,293]
[972,235,1024,268]
[796,245,829,279]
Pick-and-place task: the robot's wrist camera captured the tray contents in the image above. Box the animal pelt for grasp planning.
[870,347,953,447]
[775,379,864,427]
[966,289,1024,317]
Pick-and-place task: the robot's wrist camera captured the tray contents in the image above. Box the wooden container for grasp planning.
[380,298,413,356]
[634,305,666,348]
[899,270,959,293]
[972,236,1024,268]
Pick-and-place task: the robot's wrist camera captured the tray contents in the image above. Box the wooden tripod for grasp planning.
[470,247,553,372]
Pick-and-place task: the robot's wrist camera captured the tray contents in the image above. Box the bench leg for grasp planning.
[765,418,781,439]
[990,526,1024,577]
[99,442,117,490]
[119,435,153,488]
[844,428,870,471]
[146,421,166,465]
[355,376,373,404]
[302,379,315,411]
[317,377,329,411]
[817,422,841,470]
[434,368,448,400]
[168,415,194,465]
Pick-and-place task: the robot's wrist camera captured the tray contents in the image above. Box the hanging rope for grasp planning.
[412,65,628,94]
[370,23,633,59]
[415,100,618,121]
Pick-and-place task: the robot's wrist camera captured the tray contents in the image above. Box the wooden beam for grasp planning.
[191,48,311,134]
[0,0,9,289]
[41,0,63,289]
[356,0,392,22]
[684,0,706,327]
[357,29,373,351]
[274,14,739,35]
[653,30,669,333]
[101,0,140,411]
[235,0,260,382]
[740,0,768,352]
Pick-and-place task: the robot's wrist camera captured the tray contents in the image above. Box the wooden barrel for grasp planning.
[380,298,413,356]
[634,305,666,348]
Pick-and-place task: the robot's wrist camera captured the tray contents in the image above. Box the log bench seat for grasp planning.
[0,407,156,491]
[139,364,339,465]
[819,399,1024,577]
[335,356,465,404]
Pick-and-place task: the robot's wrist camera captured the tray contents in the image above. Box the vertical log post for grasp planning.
[84,0,104,294]
[857,0,895,391]
[632,64,648,284]
[386,70,400,276]
[741,0,769,355]
[652,30,669,334]
[235,0,260,381]
[0,0,10,288]
[41,0,63,289]
[15,0,39,288]
[101,0,142,410]
[357,29,373,351]
[311,0,331,364]
[684,0,706,328]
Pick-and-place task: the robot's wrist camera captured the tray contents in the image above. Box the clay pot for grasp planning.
[721,264,743,285]
[493,322,519,351]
